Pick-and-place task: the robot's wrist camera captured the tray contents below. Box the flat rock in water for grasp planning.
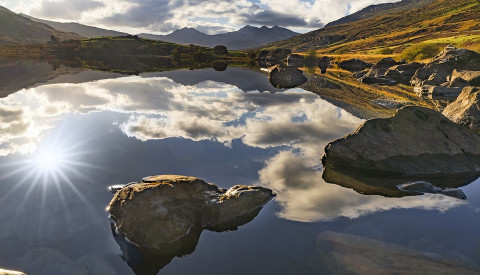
[0,269,26,275]
[322,106,480,175]
[108,175,275,250]
[443,86,480,132]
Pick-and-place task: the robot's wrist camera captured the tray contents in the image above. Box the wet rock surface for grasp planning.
[108,175,274,249]
[322,106,480,175]
[108,175,274,275]
[443,86,480,132]
[268,64,307,88]
[397,181,466,199]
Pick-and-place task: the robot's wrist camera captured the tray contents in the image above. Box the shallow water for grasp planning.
[0,62,479,274]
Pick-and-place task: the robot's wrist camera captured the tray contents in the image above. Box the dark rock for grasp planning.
[338,58,368,72]
[268,64,307,88]
[371,98,408,109]
[317,56,331,73]
[213,45,228,55]
[322,106,480,175]
[257,48,292,67]
[213,62,228,71]
[286,54,304,67]
[376,57,401,68]
[443,86,480,132]
[411,46,480,87]
[108,175,275,250]
[397,181,441,194]
[441,188,467,200]
[415,85,464,99]
[361,76,397,86]
[385,62,424,84]
[353,70,368,79]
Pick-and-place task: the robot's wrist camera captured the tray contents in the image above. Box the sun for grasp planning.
[33,147,65,172]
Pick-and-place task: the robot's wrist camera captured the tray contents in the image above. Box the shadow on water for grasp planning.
[111,208,263,275]
[322,163,480,197]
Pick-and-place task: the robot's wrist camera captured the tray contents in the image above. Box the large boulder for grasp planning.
[268,64,307,88]
[0,269,25,275]
[411,46,480,87]
[322,106,480,175]
[451,70,480,86]
[286,54,304,67]
[415,85,464,99]
[108,175,275,250]
[361,76,397,86]
[338,58,368,72]
[385,62,424,84]
[317,56,331,74]
[443,86,480,132]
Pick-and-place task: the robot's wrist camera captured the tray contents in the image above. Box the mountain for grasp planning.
[260,0,480,52]
[139,25,299,50]
[326,0,435,27]
[21,14,129,38]
[0,6,81,44]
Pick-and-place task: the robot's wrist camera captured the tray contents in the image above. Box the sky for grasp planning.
[0,0,398,34]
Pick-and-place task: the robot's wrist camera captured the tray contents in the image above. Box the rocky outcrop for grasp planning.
[322,106,480,175]
[317,56,331,74]
[338,58,369,72]
[385,62,424,84]
[415,85,464,99]
[286,54,304,67]
[397,181,467,199]
[0,269,26,275]
[268,64,307,88]
[443,86,480,132]
[108,175,275,250]
[411,46,480,88]
[257,48,292,67]
[358,58,407,85]
[451,70,480,86]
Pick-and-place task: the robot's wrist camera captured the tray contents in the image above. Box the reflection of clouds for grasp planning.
[258,151,465,222]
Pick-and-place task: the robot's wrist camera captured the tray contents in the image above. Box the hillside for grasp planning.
[139,25,299,50]
[260,0,480,53]
[21,14,129,38]
[326,0,435,27]
[0,6,81,44]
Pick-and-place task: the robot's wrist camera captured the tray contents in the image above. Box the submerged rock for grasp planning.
[338,58,368,72]
[397,181,466,199]
[268,64,307,88]
[443,86,480,132]
[108,175,275,250]
[315,232,479,274]
[322,106,480,175]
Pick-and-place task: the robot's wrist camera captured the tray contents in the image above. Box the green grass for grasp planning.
[400,43,444,61]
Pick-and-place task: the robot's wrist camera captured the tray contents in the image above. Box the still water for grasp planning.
[0,61,480,274]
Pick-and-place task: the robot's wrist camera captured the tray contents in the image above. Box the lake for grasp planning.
[0,60,479,274]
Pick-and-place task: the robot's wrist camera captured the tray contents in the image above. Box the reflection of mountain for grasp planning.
[322,164,480,198]
[111,207,263,275]
[139,26,299,50]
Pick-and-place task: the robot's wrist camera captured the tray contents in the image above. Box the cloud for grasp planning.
[258,151,465,222]
[29,0,105,20]
[240,10,308,27]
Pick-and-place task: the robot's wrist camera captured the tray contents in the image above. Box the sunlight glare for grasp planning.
[33,148,65,172]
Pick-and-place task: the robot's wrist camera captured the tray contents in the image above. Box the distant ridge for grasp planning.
[0,5,82,44]
[326,0,435,27]
[139,25,299,50]
[21,14,129,38]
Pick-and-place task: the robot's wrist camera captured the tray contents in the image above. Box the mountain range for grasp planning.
[0,6,81,44]
[138,26,299,50]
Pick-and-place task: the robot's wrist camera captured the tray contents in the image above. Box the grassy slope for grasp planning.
[261,0,480,55]
[0,6,81,44]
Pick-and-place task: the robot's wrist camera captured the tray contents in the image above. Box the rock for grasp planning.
[317,56,331,73]
[443,86,480,132]
[414,85,464,100]
[314,231,479,274]
[353,70,368,79]
[376,57,402,68]
[321,106,480,175]
[411,46,480,87]
[257,48,292,67]
[0,269,25,275]
[397,181,442,194]
[286,54,304,67]
[451,70,480,86]
[385,62,424,84]
[371,98,409,109]
[361,76,397,86]
[338,58,368,72]
[213,45,228,55]
[268,64,307,88]
[213,62,228,71]
[108,175,275,250]
[441,188,467,200]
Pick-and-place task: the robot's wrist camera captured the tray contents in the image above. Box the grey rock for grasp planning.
[385,62,424,84]
[317,56,331,73]
[361,76,397,86]
[338,58,368,72]
[451,70,480,86]
[397,181,441,194]
[108,175,275,250]
[286,54,304,67]
[443,86,480,132]
[257,48,292,67]
[322,106,480,175]
[441,188,467,200]
[268,64,307,88]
